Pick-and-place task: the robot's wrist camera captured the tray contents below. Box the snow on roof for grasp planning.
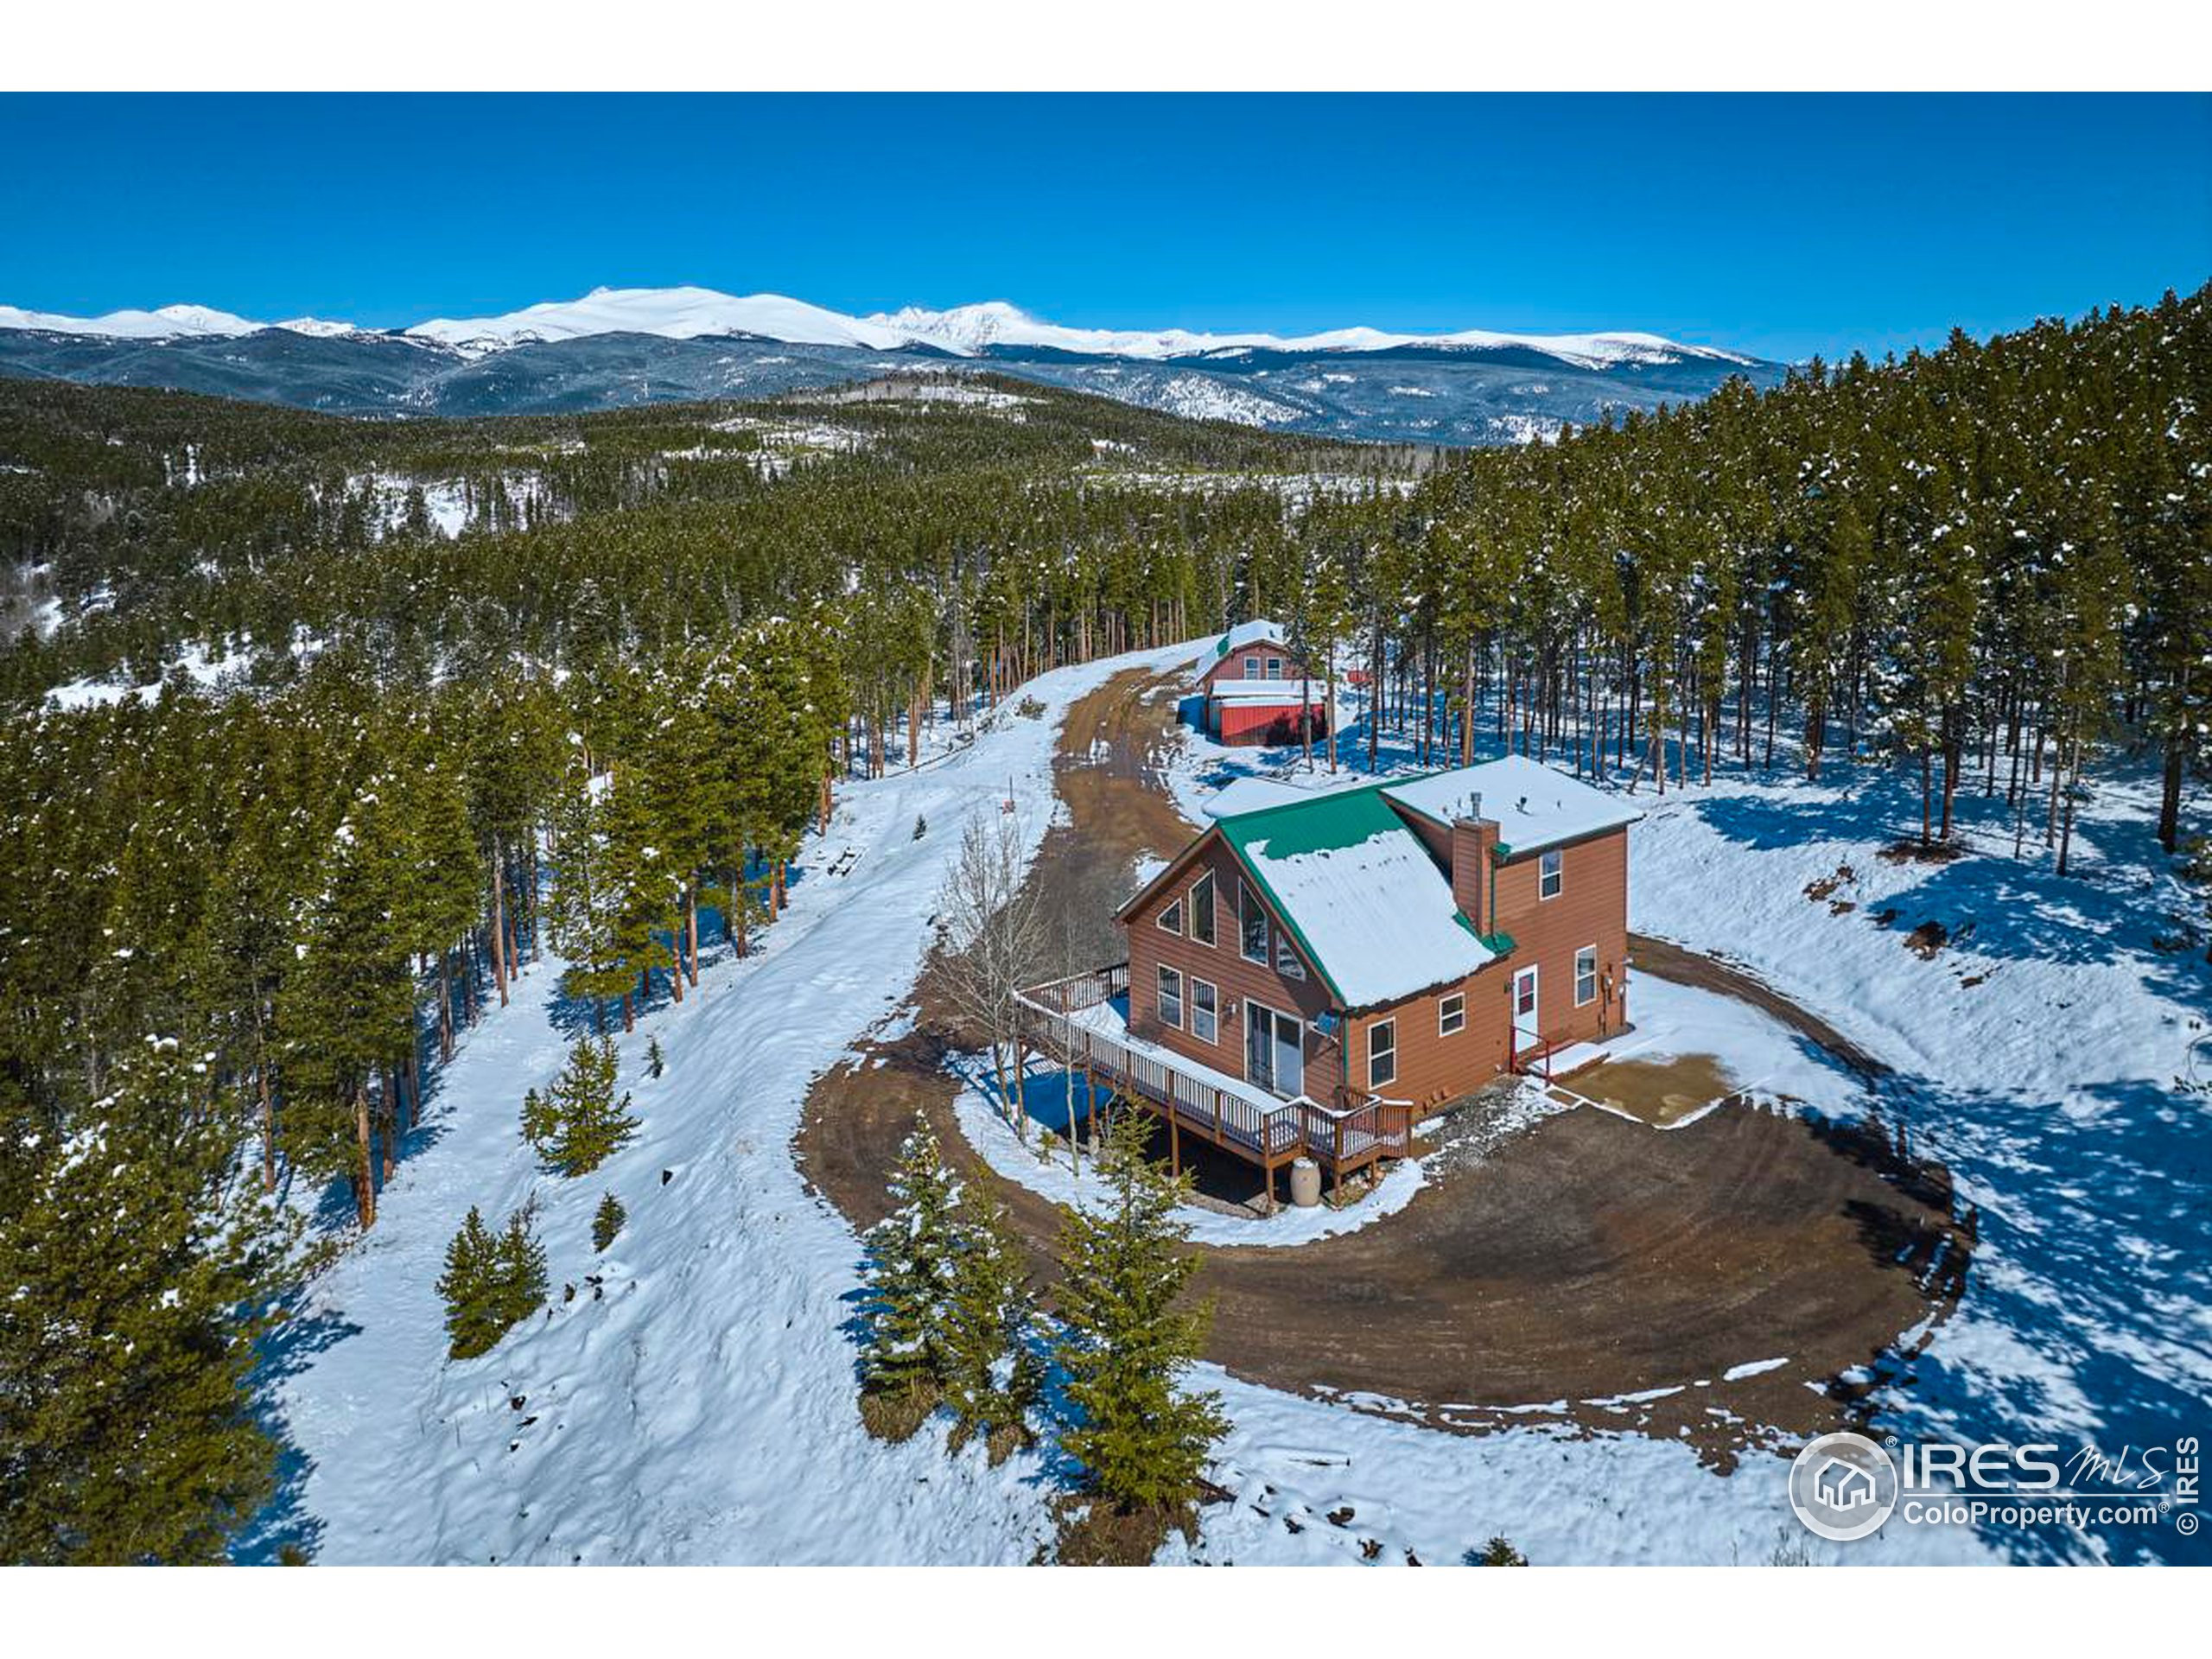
[1185,619,1288,684]
[1207,679,1328,702]
[1217,785,1494,1009]
[1201,773,1368,819]
[1382,754,1643,856]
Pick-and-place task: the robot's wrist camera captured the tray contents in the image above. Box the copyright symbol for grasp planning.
[2177,1513,2199,1536]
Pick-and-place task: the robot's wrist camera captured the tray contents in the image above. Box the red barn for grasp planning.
[1189,620,1330,747]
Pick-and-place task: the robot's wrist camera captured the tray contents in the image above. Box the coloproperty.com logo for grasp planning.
[1788,1430,2202,1543]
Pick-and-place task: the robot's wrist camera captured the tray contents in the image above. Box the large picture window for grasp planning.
[1190,977,1218,1043]
[1157,964,1184,1029]
[1239,879,1268,963]
[1368,1019,1397,1090]
[1189,871,1216,946]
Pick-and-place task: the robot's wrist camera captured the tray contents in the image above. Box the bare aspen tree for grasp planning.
[937,810,1048,1141]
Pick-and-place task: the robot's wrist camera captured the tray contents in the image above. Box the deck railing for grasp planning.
[1018,965,1411,1173]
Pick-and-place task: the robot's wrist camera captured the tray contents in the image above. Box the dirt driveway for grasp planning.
[795,666,1970,1464]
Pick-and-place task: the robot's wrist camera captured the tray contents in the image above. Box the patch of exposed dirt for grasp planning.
[796,669,1971,1467]
[1880,838,1969,865]
[1571,1052,1742,1126]
[1906,920,1950,959]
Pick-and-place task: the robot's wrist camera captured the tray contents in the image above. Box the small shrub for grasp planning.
[1471,1535,1529,1566]
[592,1192,626,1253]
[912,814,928,840]
[646,1035,665,1079]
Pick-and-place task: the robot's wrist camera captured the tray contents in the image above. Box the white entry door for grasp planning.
[1511,965,1541,1057]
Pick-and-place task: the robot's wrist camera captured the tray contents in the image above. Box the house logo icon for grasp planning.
[1789,1431,1899,1541]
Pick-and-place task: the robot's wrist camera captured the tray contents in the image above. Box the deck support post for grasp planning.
[1169,1109,1180,1178]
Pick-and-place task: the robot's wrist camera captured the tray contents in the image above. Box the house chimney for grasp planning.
[1451,810,1500,937]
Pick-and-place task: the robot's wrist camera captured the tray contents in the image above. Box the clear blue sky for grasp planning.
[2,93,2206,362]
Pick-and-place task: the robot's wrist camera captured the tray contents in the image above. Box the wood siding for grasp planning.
[1124,836,1344,1105]
[1488,826,1630,1049]
[1119,815,1630,1118]
[1196,641,1318,691]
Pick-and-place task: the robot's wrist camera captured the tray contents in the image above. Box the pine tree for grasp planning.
[646,1035,665,1079]
[0,1037,285,1563]
[592,1191,626,1253]
[437,1205,507,1360]
[1052,1109,1228,1518]
[855,1115,962,1433]
[940,1181,1042,1459]
[497,1202,549,1329]
[522,1035,638,1177]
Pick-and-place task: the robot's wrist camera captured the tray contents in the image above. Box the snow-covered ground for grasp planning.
[1154,690,2211,1566]
[262,646,2208,1566]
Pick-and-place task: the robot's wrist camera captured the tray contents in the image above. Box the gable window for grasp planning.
[1265,656,1283,681]
[1158,965,1184,1029]
[1189,871,1216,946]
[1575,945,1599,1007]
[1439,992,1466,1037]
[1190,977,1218,1043]
[1368,1019,1397,1090]
[1275,932,1306,980]
[1158,897,1184,935]
[1243,658,1261,679]
[1239,880,1268,963]
[1540,849,1564,900]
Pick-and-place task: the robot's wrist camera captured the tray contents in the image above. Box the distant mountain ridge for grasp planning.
[0,284,1783,444]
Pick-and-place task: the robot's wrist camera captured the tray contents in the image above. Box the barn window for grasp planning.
[1265,657,1283,681]
[1575,946,1599,1007]
[1189,871,1216,946]
[1368,1019,1397,1090]
[1158,965,1184,1029]
[1240,880,1268,963]
[1439,992,1465,1037]
[1190,977,1218,1043]
[1243,658,1261,679]
[1158,897,1183,934]
[1540,849,1564,899]
[1275,932,1306,980]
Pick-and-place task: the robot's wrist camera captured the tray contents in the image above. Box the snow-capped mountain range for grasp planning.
[3,284,1759,372]
[0,285,1780,444]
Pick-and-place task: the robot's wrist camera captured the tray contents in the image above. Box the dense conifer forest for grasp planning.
[0,283,2204,1560]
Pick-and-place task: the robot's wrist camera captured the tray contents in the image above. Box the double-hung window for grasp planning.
[1368,1019,1397,1090]
[1265,656,1283,681]
[1575,946,1599,1007]
[1439,992,1466,1037]
[1540,849,1564,900]
[1243,658,1261,679]
[1158,965,1184,1029]
[1190,977,1218,1043]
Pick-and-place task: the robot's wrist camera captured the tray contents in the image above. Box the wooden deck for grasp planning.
[1017,964,1413,1208]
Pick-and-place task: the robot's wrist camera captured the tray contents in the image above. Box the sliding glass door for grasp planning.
[1244,1001,1304,1098]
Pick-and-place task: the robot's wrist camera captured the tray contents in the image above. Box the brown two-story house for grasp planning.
[1120,753,1641,1119]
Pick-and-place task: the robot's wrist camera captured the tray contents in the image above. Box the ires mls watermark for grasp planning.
[1788,1430,2201,1543]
